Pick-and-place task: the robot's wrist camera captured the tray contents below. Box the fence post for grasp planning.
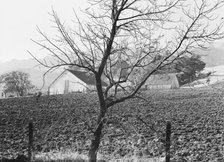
[165,121,171,162]
[28,119,33,162]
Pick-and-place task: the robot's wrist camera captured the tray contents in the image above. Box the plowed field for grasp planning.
[1,88,224,161]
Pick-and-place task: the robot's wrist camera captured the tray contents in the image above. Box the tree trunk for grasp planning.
[88,104,106,162]
[88,96,106,161]
[88,75,107,162]
[88,121,104,162]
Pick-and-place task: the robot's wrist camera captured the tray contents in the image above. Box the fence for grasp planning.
[31,121,171,162]
[28,120,34,162]
[3,120,172,162]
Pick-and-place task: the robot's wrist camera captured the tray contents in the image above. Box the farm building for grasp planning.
[145,73,180,89]
[48,69,107,94]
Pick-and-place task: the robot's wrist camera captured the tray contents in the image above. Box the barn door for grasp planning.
[64,80,69,94]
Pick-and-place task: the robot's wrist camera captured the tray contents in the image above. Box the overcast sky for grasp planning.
[0,0,88,63]
[0,0,224,63]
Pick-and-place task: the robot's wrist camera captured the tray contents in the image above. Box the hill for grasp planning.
[0,59,62,91]
[182,65,224,88]
[200,46,224,67]
[1,45,224,90]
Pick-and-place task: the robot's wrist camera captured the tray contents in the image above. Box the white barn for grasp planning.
[48,70,107,95]
[144,73,180,89]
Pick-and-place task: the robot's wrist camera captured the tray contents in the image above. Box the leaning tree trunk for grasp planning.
[88,76,107,162]
[88,105,107,162]
[88,120,105,162]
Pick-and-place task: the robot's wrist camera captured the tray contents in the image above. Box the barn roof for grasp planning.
[145,73,179,87]
[112,60,129,78]
[48,69,108,88]
[68,70,108,87]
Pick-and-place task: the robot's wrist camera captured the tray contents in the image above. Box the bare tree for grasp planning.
[29,0,224,161]
[0,71,35,97]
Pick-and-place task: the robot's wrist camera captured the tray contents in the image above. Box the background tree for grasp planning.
[175,55,206,84]
[0,71,35,97]
[156,54,206,85]
[29,0,224,161]
[174,55,205,75]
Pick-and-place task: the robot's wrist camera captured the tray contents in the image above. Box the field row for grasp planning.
[1,89,224,161]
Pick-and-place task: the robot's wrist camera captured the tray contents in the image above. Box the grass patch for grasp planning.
[34,149,165,162]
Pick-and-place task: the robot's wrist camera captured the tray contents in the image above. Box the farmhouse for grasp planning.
[145,73,180,89]
[48,69,107,94]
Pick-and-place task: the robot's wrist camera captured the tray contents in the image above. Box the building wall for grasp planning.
[145,74,180,89]
[49,71,88,94]
[86,85,96,91]
[146,83,179,89]
[146,84,172,89]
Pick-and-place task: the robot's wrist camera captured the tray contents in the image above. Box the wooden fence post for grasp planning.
[28,120,33,162]
[165,121,171,162]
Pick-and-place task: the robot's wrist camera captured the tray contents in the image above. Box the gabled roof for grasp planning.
[68,70,108,87]
[49,69,108,89]
[112,60,129,78]
[48,70,67,88]
[145,73,179,86]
